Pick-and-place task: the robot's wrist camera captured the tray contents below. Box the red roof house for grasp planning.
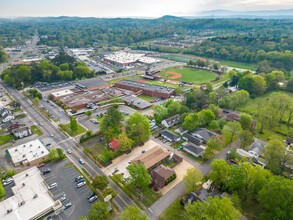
[109,139,119,150]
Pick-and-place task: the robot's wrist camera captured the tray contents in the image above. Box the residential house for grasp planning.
[175,127,187,135]
[180,188,209,206]
[2,113,14,123]
[183,142,205,158]
[109,138,119,151]
[1,120,24,132]
[12,127,32,139]
[0,107,9,117]
[161,114,180,128]
[160,130,181,142]
[248,140,265,158]
[225,111,257,130]
[190,128,217,144]
[182,133,203,145]
[151,165,175,190]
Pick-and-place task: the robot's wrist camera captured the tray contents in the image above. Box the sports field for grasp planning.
[159,66,218,84]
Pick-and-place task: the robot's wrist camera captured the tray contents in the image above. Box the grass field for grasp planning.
[31,125,43,136]
[60,123,87,137]
[160,66,218,84]
[159,198,184,220]
[0,134,14,145]
[159,53,257,71]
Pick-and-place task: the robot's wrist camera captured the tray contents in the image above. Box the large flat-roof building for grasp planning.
[74,78,109,91]
[6,139,49,167]
[0,167,62,220]
[115,80,175,99]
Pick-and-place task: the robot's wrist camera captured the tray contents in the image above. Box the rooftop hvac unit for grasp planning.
[22,183,25,187]
[22,154,26,158]
[26,174,29,177]
[33,194,38,199]
[23,145,26,147]
[7,209,12,213]
[18,201,25,207]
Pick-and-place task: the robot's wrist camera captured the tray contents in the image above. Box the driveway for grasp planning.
[77,115,100,133]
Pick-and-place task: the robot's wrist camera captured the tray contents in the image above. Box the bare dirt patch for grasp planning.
[163,71,182,80]
[138,79,148,83]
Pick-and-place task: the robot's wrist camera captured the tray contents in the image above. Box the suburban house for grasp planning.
[161,114,180,128]
[160,130,181,142]
[175,127,187,135]
[182,133,203,145]
[1,120,24,132]
[225,110,257,130]
[109,138,119,151]
[248,140,266,158]
[131,146,171,171]
[190,128,217,144]
[2,113,14,123]
[180,188,209,206]
[182,142,205,158]
[12,127,32,139]
[151,165,175,190]
[0,107,10,117]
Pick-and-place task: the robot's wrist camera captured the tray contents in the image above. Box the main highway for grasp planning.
[1,82,139,214]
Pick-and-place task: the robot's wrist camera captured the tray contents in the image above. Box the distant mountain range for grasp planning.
[195,9,293,19]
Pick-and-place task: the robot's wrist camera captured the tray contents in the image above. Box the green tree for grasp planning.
[265,140,286,174]
[198,109,215,126]
[202,147,216,161]
[238,74,267,96]
[0,182,6,200]
[258,176,293,220]
[152,105,168,123]
[4,169,16,178]
[88,201,110,220]
[85,110,93,118]
[209,159,231,186]
[92,175,109,191]
[185,196,241,220]
[265,71,285,91]
[118,206,148,220]
[182,113,199,132]
[117,131,134,152]
[225,165,246,193]
[183,168,203,192]
[209,120,220,131]
[69,116,78,134]
[126,113,150,145]
[239,113,252,130]
[126,163,151,188]
[222,121,243,145]
[239,130,254,150]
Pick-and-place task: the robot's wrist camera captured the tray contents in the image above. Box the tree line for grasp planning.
[0,51,95,88]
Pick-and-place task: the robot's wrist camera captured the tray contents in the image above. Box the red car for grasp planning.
[37,163,46,168]
[229,159,238,165]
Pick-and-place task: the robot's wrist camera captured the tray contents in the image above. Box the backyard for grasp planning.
[0,134,14,145]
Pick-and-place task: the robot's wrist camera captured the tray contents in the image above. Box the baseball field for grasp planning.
[158,66,218,84]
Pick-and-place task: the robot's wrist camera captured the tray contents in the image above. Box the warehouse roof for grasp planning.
[75,78,109,90]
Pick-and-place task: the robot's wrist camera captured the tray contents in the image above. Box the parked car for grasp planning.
[75,176,83,182]
[2,178,13,186]
[87,192,96,200]
[50,133,54,137]
[79,159,85,164]
[77,181,86,188]
[125,150,132,154]
[141,150,146,153]
[48,183,57,190]
[67,149,72,154]
[43,169,51,175]
[63,202,72,210]
[88,195,98,203]
[177,146,183,151]
[59,194,66,202]
[37,163,46,168]
[229,159,238,165]
[77,178,85,183]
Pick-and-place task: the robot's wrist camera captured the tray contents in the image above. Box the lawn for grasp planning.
[30,125,43,136]
[0,134,14,145]
[60,123,87,137]
[159,198,185,220]
[138,95,154,102]
[219,60,257,71]
[160,67,218,84]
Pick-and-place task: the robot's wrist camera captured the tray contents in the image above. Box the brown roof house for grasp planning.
[225,111,257,130]
[151,165,175,191]
[131,146,171,171]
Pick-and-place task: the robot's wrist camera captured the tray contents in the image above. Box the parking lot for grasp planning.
[40,99,69,124]
[39,159,93,220]
[78,115,100,133]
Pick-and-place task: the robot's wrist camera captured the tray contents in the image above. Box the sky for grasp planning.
[0,0,293,18]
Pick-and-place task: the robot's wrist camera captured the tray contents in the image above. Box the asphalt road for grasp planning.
[1,82,137,215]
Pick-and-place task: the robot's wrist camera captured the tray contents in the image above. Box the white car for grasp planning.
[50,133,54,137]
[59,194,66,202]
[67,149,72,154]
[48,183,57,190]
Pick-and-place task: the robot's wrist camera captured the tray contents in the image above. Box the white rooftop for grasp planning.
[104,51,144,64]
[51,89,74,98]
[7,139,49,165]
[0,167,59,220]
[236,148,255,158]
